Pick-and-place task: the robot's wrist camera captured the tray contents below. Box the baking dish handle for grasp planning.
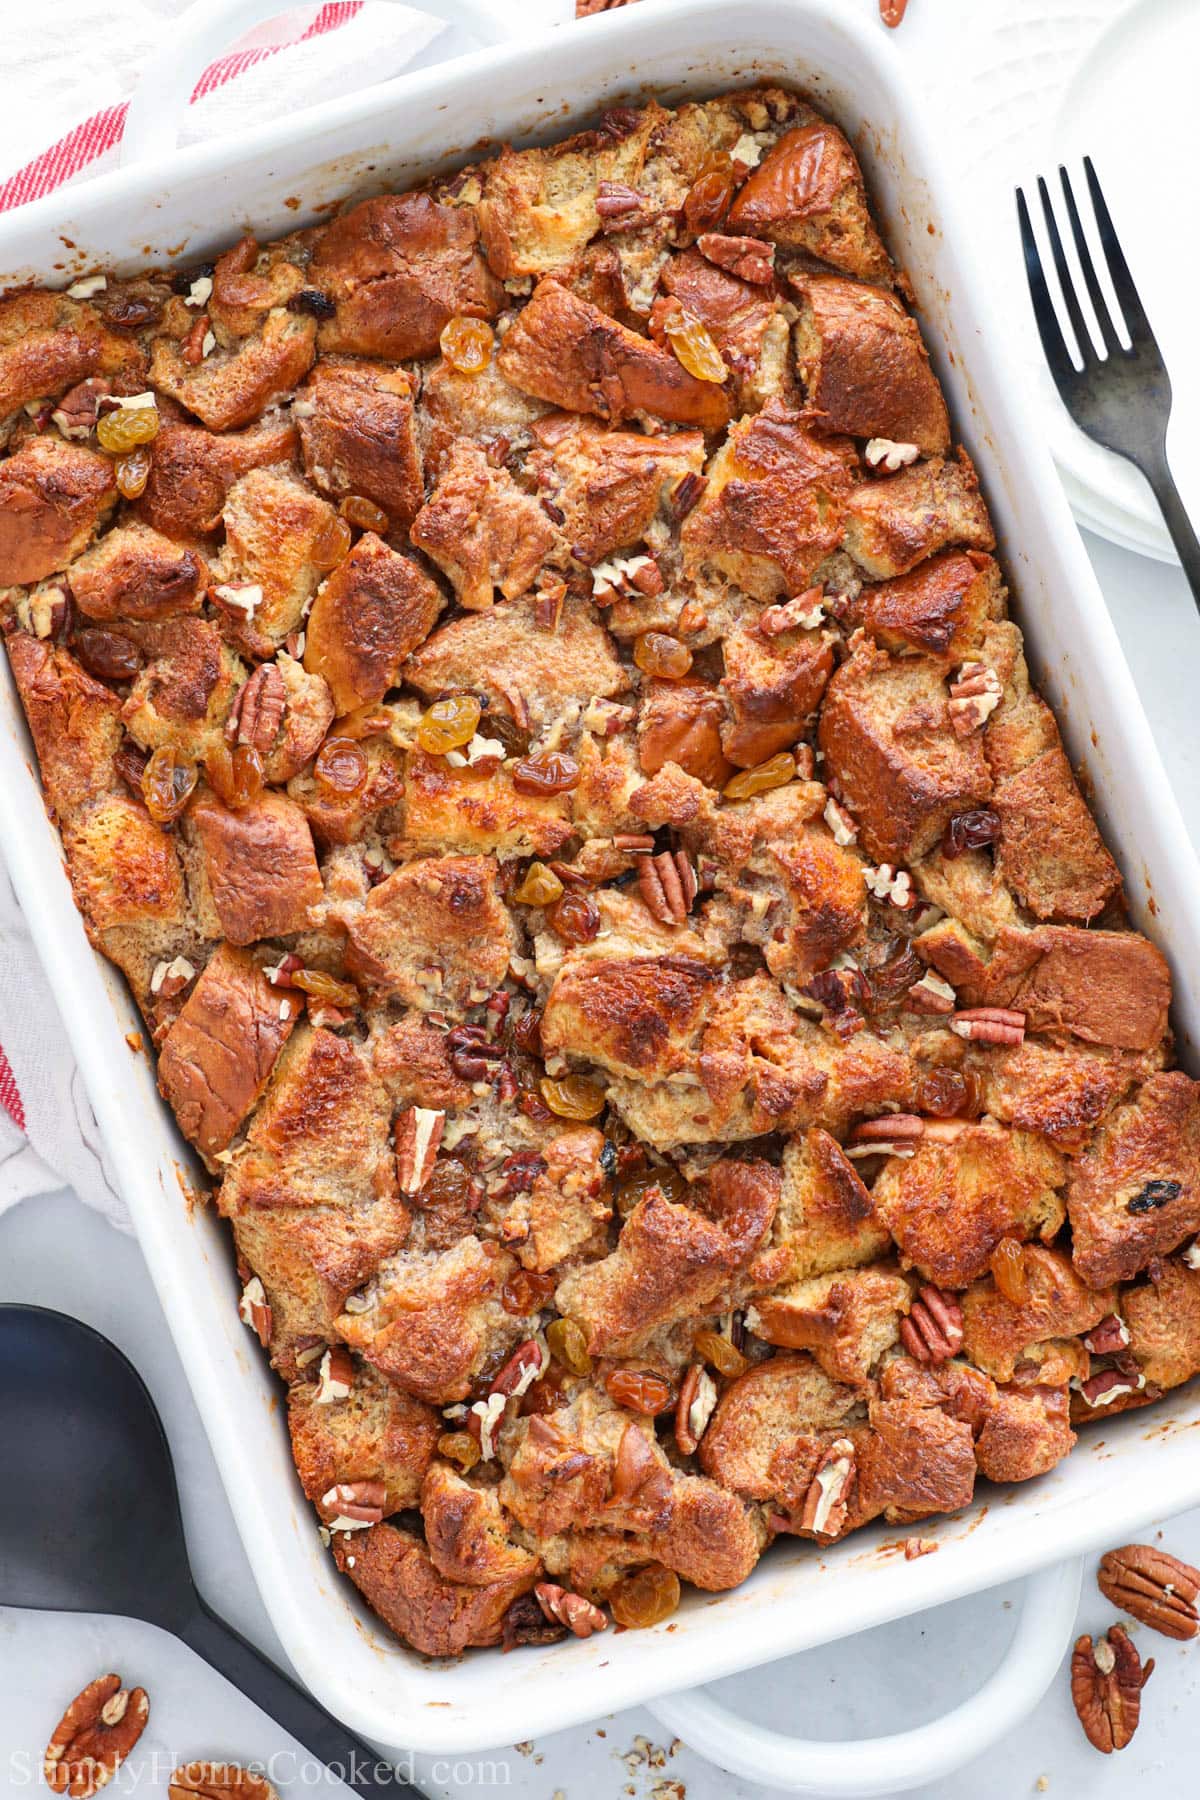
[644,1555,1084,1797]
[120,0,571,168]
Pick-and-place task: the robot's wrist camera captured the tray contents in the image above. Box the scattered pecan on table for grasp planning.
[1070,1626,1153,1754]
[44,1673,150,1798]
[1098,1544,1200,1641]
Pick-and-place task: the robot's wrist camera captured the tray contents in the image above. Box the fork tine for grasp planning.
[1037,175,1094,369]
[1084,156,1155,346]
[1016,186,1079,388]
[1058,165,1121,354]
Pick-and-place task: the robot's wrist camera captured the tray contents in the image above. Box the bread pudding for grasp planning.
[3,86,1197,1658]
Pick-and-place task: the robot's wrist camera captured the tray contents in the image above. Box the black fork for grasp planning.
[1017,157,1200,610]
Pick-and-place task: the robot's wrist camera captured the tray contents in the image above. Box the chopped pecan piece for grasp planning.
[534,1581,608,1639]
[799,1437,856,1539]
[898,1285,964,1364]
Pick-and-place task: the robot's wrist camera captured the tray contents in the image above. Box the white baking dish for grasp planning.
[3,1,1200,1791]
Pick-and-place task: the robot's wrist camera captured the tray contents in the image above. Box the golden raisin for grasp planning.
[292,968,358,1008]
[546,1316,592,1376]
[662,305,728,384]
[115,446,152,500]
[502,1269,558,1316]
[605,1369,673,1414]
[311,511,354,570]
[548,889,600,946]
[990,1237,1031,1307]
[513,862,565,908]
[422,1159,475,1210]
[212,742,265,810]
[633,631,693,680]
[609,1563,681,1629]
[540,1074,605,1120]
[96,403,159,452]
[339,494,390,534]
[440,314,495,374]
[314,736,368,795]
[438,1431,481,1472]
[917,1066,979,1119]
[141,745,197,824]
[694,1327,749,1378]
[512,750,580,797]
[417,695,482,755]
[682,153,735,232]
[723,751,796,800]
[615,1164,689,1217]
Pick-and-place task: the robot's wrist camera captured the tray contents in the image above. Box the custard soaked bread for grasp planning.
[3,86,1193,1655]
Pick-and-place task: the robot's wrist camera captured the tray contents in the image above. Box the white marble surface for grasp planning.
[1,524,1197,1799]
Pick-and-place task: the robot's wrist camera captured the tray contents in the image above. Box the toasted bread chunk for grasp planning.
[974,1384,1075,1485]
[727,122,892,283]
[818,636,993,863]
[698,1352,865,1502]
[372,1012,475,1112]
[714,815,866,987]
[681,403,856,600]
[342,854,516,1011]
[422,1462,540,1587]
[419,353,553,472]
[291,736,405,847]
[122,619,244,764]
[749,1263,912,1384]
[843,454,994,579]
[157,943,296,1157]
[215,468,337,657]
[68,522,207,623]
[554,1160,779,1355]
[871,1122,1066,1288]
[527,412,704,566]
[855,551,1002,660]
[302,532,441,714]
[498,280,733,430]
[656,1475,766,1591]
[245,652,335,784]
[401,749,573,857]
[1067,1072,1200,1287]
[65,792,188,940]
[0,288,143,415]
[496,1126,612,1274]
[912,844,1019,946]
[658,249,790,411]
[637,680,732,787]
[289,1356,440,1517]
[753,1128,891,1288]
[960,1245,1115,1382]
[207,235,306,339]
[6,633,124,820]
[1125,1258,1200,1391]
[543,951,717,1084]
[407,590,626,737]
[0,436,117,584]
[792,275,949,452]
[332,1522,535,1656]
[974,924,1171,1052]
[135,413,298,540]
[718,615,834,767]
[150,307,316,432]
[858,1396,978,1522]
[296,358,423,531]
[310,193,505,360]
[973,1038,1154,1152]
[191,790,322,944]
[410,440,555,611]
[992,742,1121,923]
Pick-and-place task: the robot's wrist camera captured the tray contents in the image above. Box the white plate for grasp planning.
[948,0,1200,562]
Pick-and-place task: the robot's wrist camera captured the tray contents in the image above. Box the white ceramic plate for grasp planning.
[948,0,1200,561]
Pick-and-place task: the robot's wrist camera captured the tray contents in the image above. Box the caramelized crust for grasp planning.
[843,454,994,579]
[792,276,949,452]
[342,854,517,1011]
[727,121,893,283]
[960,1246,1115,1382]
[410,441,555,611]
[302,533,441,713]
[296,358,423,531]
[289,1359,440,1517]
[150,308,316,433]
[1067,1073,1200,1287]
[332,1522,534,1657]
[190,791,322,944]
[0,288,142,416]
[527,413,704,566]
[68,522,207,623]
[157,943,296,1157]
[856,551,1002,660]
[0,436,116,584]
[136,414,298,540]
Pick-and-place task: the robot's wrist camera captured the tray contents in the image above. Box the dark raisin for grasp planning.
[170,261,214,294]
[100,294,163,331]
[942,808,1002,859]
[600,1139,618,1178]
[1126,1179,1182,1214]
[288,287,337,320]
[113,737,149,794]
[74,627,141,682]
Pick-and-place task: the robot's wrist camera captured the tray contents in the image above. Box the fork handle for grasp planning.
[1144,457,1200,615]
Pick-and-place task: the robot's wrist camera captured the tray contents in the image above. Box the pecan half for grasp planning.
[1071,1626,1153,1753]
[44,1674,150,1798]
[534,1581,608,1639]
[395,1105,446,1194]
[800,1438,856,1539]
[319,1478,387,1529]
[949,1007,1026,1046]
[490,1337,549,1402]
[696,231,776,284]
[51,377,111,441]
[899,1285,964,1364]
[1076,1366,1146,1409]
[1097,1546,1200,1641]
[846,1114,924,1158]
[637,849,697,925]
[674,1362,717,1455]
[226,663,286,755]
[1082,1315,1131,1356]
[595,180,647,228]
[905,970,957,1015]
[169,1767,279,1800]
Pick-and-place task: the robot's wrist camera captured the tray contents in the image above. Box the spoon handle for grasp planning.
[182,1596,424,1795]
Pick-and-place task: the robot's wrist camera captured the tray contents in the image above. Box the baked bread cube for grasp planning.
[1067,1072,1200,1286]
[400,748,574,857]
[751,1128,891,1288]
[122,619,244,764]
[497,279,733,431]
[747,1263,913,1383]
[332,1522,535,1657]
[718,615,834,767]
[421,1462,540,1588]
[726,121,893,284]
[229,652,334,785]
[68,522,207,623]
[969,924,1171,1053]
[493,1125,612,1274]
[680,403,856,600]
[991,740,1121,924]
[156,942,297,1159]
[818,635,993,863]
[419,353,553,473]
[207,234,306,339]
[854,550,1003,660]
[0,288,143,416]
[410,441,556,611]
[843,453,994,579]
[0,436,117,584]
[871,1121,1066,1289]
[342,854,517,1012]
[289,1356,441,1518]
[658,249,791,411]
[960,1245,1115,1382]
[6,633,124,821]
[526,413,704,567]
[973,1384,1074,1485]
[135,413,298,540]
[792,275,949,452]
[1124,1258,1200,1392]
[190,790,322,944]
[858,1396,976,1524]
[150,307,316,432]
[290,735,405,846]
[637,679,732,787]
[973,1038,1157,1153]
[302,532,442,714]
[214,468,337,657]
[698,1352,865,1508]
[296,358,423,532]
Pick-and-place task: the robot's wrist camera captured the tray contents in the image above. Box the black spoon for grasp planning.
[0,1304,422,1796]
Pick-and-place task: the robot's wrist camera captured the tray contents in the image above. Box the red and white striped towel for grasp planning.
[0,0,530,1224]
